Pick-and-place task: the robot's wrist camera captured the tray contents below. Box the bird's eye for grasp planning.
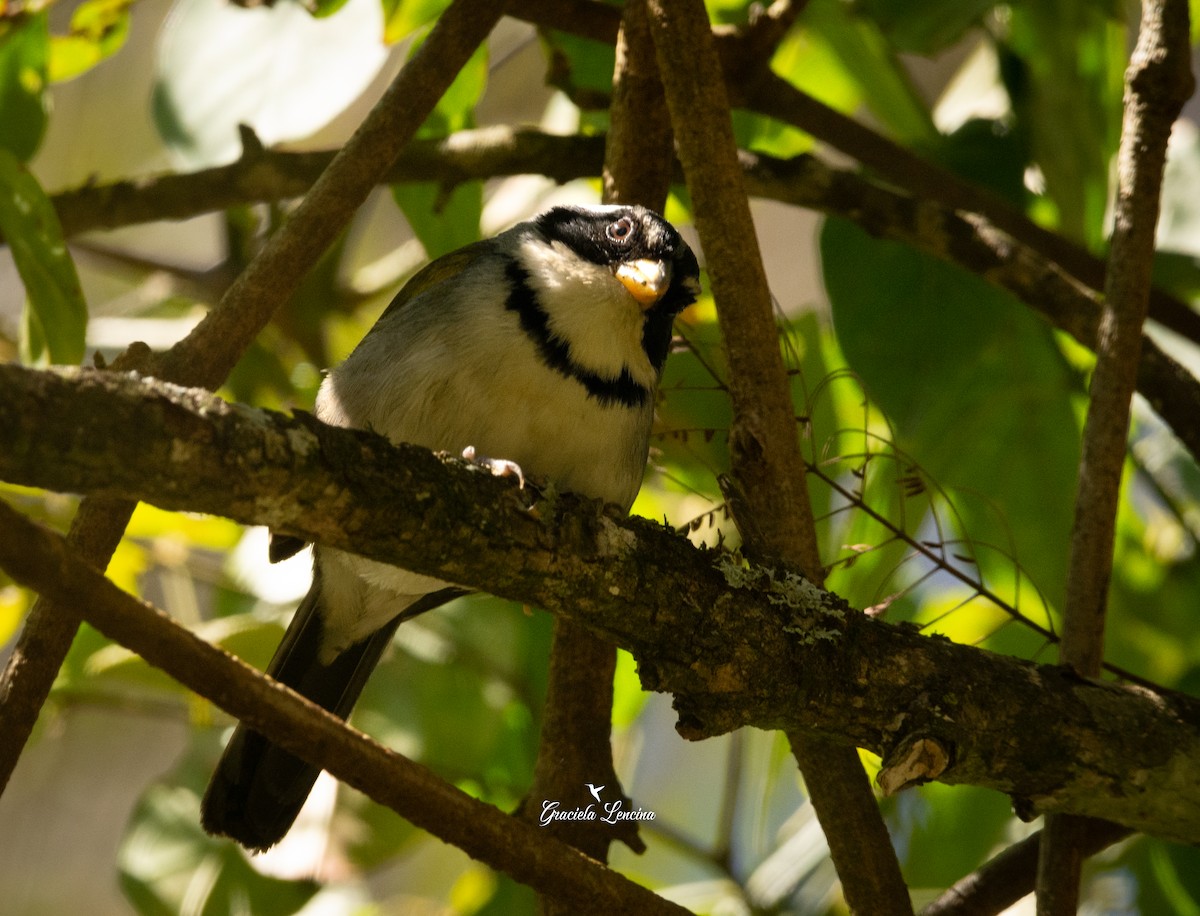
[607,217,635,242]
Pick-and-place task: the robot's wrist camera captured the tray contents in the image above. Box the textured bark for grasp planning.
[5,365,1200,844]
[1037,1,1194,910]
[0,499,688,916]
[644,2,911,912]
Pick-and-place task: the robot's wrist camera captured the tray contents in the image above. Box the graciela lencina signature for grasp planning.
[539,783,657,827]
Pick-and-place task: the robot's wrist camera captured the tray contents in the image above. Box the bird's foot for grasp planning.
[461,446,525,489]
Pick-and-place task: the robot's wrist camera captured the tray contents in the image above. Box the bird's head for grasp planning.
[516,205,701,378]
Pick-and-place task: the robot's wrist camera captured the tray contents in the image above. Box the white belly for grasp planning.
[312,299,656,653]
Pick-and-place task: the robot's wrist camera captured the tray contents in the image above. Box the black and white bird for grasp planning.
[201,204,701,850]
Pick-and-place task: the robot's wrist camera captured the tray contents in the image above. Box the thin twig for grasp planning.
[922,821,1131,916]
[1036,1,1193,912]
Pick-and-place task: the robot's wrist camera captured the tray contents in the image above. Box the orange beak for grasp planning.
[615,259,671,309]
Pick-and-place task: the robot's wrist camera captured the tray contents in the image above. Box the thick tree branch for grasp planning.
[0,333,158,797]
[645,2,910,912]
[1037,1,1193,911]
[47,129,607,239]
[0,499,689,916]
[6,367,1200,845]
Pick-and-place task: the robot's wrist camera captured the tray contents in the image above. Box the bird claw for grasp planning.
[461,446,525,489]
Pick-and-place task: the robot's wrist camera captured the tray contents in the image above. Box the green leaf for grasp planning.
[890,784,1012,888]
[473,875,537,916]
[927,117,1030,207]
[0,148,87,365]
[119,779,318,916]
[336,598,546,868]
[802,0,936,145]
[539,27,616,110]
[735,23,862,157]
[422,40,488,134]
[820,217,1081,613]
[392,40,486,257]
[48,0,132,83]
[857,0,996,54]
[308,0,353,18]
[1004,3,1125,246]
[0,13,50,161]
[381,0,449,44]
[393,180,484,259]
[1153,251,1200,304]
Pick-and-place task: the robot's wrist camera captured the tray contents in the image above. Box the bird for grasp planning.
[200,203,701,850]
[586,783,605,804]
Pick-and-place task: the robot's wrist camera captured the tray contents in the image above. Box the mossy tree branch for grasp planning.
[4,366,1200,845]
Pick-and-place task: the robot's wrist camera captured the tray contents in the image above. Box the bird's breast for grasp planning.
[324,306,657,512]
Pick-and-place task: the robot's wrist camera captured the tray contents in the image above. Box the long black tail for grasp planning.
[200,572,407,851]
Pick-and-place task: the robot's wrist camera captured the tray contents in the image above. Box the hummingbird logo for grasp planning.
[538,783,655,827]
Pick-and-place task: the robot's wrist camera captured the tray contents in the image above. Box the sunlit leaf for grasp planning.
[704,0,753,25]
[308,0,353,19]
[49,0,133,83]
[0,13,49,161]
[0,148,87,365]
[611,648,648,730]
[381,0,449,45]
[126,502,243,548]
[802,0,935,145]
[736,22,862,156]
[152,0,389,168]
[393,180,483,260]
[821,217,1081,612]
[0,584,31,647]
